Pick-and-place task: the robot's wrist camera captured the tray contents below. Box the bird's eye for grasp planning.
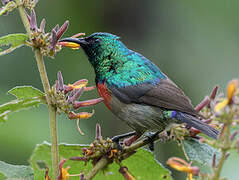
[85,37,100,44]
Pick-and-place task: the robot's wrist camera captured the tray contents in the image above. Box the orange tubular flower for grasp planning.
[214,79,238,113]
[58,159,70,180]
[167,157,199,180]
[45,167,51,180]
[68,79,88,90]
[57,159,84,180]
[68,110,94,120]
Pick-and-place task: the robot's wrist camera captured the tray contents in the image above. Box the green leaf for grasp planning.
[8,86,45,99]
[0,33,28,56]
[182,138,220,173]
[30,142,172,180]
[0,160,34,180]
[0,1,16,16]
[0,86,46,123]
[0,98,42,123]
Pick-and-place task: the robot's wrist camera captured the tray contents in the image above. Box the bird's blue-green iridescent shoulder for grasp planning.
[105,50,167,88]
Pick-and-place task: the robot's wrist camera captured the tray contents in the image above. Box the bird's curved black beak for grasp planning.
[59,37,87,49]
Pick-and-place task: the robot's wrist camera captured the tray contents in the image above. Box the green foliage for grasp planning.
[0,160,34,180]
[0,1,16,16]
[0,86,45,122]
[8,86,45,99]
[0,33,28,56]
[30,142,173,180]
[182,138,220,173]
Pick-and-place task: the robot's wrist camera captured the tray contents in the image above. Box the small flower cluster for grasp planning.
[70,124,119,163]
[168,79,239,180]
[67,124,136,180]
[0,0,16,15]
[45,159,85,180]
[50,71,103,134]
[0,0,37,15]
[26,9,69,57]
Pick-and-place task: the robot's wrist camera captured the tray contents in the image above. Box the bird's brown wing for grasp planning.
[139,79,200,117]
[108,78,200,117]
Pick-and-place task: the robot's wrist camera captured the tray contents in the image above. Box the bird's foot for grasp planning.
[144,131,160,151]
[111,131,137,150]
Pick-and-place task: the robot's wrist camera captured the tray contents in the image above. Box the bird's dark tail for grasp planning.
[174,112,219,139]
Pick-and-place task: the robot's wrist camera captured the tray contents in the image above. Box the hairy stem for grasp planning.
[16,0,59,178]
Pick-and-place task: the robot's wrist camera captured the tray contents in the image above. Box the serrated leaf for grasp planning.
[182,138,221,173]
[0,160,34,180]
[8,86,45,99]
[0,98,42,123]
[0,33,28,56]
[0,1,16,16]
[0,86,46,123]
[30,142,172,180]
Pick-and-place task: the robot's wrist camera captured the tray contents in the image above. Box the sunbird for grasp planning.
[60,33,219,140]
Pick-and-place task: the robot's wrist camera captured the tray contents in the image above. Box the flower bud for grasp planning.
[40,18,46,33]
[119,166,136,180]
[73,98,103,109]
[95,123,102,140]
[195,96,210,112]
[30,10,37,31]
[57,71,64,91]
[56,21,69,41]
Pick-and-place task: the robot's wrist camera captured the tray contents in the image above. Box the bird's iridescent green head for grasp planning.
[60,32,124,64]
[60,32,131,80]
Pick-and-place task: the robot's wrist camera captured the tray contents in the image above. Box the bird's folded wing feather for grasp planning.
[107,78,200,117]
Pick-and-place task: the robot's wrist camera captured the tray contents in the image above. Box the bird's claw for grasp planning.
[144,131,160,151]
[111,131,137,151]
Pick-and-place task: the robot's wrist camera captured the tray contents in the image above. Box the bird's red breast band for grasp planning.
[97,82,112,110]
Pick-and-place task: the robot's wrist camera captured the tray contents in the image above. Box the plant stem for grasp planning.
[35,49,59,179]
[16,0,59,179]
[211,117,231,180]
[85,156,111,180]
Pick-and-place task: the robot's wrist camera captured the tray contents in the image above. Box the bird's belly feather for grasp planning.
[109,94,174,133]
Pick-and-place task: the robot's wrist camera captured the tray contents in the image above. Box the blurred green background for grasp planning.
[0,0,239,179]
